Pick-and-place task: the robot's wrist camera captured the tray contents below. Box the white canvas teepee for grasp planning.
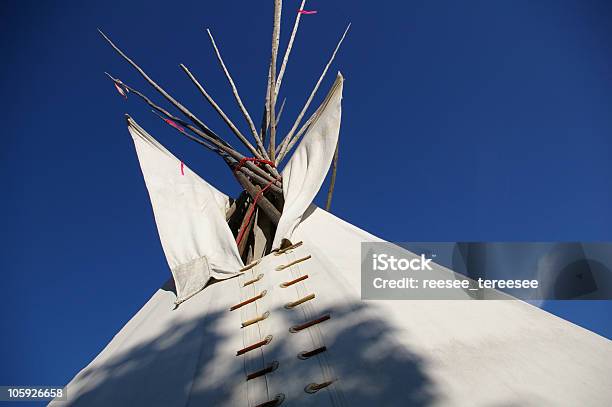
[55,106,612,407]
[60,3,611,405]
[54,190,612,406]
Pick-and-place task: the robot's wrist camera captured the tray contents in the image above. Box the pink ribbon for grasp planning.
[298,9,317,15]
[114,82,127,99]
[165,119,185,133]
[180,162,185,176]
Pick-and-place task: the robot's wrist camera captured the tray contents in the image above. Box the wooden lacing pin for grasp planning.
[246,360,279,381]
[274,241,303,256]
[280,274,308,288]
[236,335,273,356]
[275,255,311,271]
[243,273,264,287]
[254,393,285,407]
[298,346,327,360]
[240,259,261,272]
[230,290,267,311]
[284,293,315,309]
[304,380,335,394]
[289,314,330,333]
[241,311,270,328]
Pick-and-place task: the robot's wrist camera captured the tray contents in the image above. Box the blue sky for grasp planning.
[1,0,611,393]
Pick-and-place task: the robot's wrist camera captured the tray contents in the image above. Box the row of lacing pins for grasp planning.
[229,241,334,407]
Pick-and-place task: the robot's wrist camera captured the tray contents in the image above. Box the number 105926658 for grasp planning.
[1,386,66,401]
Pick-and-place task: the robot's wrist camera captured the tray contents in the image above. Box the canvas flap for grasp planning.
[128,118,243,304]
[272,73,344,248]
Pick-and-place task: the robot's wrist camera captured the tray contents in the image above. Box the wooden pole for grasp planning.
[107,74,282,192]
[236,201,257,255]
[234,171,281,225]
[205,29,269,160]
[276,24,350,164]
[261,67,272,147]
[325,141,339,211]
[278,72,343,164]
[267,0,282,160]
[180,64,261,159]
[274,0,306,100]
[99,30,222,144]
[276,98,287,124]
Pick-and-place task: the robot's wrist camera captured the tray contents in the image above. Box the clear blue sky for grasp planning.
[1,0,611,394]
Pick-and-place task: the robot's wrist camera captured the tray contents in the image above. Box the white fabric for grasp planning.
[56,120,611,406]
[127,118,243,304]
[272,73,344,248]
[56,206,612,407]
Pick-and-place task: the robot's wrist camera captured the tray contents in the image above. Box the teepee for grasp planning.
[54,2,611,406]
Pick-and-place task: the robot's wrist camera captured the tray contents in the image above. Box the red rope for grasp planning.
[235,176,281,246]
[233,157,275,174]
